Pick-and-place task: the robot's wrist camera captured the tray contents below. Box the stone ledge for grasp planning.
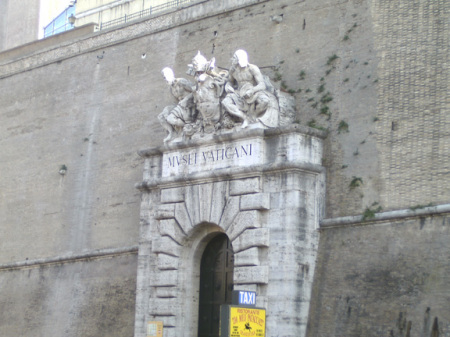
[136,161,324,191]
[138,125,326,158]
[0,245,138,271]
[320,203,450,228]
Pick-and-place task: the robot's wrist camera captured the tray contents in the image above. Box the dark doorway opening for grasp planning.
[198,233,234,337]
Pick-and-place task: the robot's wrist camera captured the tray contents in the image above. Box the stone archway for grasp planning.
[137,178,270,337]
[135,127,326,337]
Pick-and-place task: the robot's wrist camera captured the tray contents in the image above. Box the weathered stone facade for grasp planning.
[135,127,325,336]
[0,0,448,336]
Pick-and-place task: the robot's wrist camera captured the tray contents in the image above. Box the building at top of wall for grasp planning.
[74,0,196,31]
[0,0,40,52]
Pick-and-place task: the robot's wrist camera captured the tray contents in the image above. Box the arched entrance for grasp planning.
[198,233,234,337]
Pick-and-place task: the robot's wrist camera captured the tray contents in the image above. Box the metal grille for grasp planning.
[44,6,76,38]
[100,0,195,30]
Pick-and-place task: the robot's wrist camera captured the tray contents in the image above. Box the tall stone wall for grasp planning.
[0,0,448,336]
[373,0,449,211]
[0,254,137,337]
[308,214,450,337]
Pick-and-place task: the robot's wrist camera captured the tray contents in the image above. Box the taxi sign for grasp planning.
[232,290,256,306]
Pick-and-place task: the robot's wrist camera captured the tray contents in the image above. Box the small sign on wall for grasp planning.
[220,305,266,337]
[232,290,256,306]
[147,321,163,337]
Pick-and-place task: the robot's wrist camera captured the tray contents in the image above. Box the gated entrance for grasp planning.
[198,234,234,337]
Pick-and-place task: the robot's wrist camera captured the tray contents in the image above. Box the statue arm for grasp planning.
[177,78,195,93]
[247,64,266,94]
[178,92,193,108]
[225,70,236,93]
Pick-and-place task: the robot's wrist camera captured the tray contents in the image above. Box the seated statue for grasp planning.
[158,67,196,142]
[222,49,279,128]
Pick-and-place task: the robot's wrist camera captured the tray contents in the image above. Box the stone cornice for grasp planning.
[138,125,327,158]
[0,246,138,271]
[320,204,450,228]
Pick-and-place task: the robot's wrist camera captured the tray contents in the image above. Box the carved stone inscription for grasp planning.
[162,138,264,177]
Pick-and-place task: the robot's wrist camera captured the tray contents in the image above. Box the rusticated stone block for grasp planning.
[151,236,181,257]
[227,210,261,241]
[240,193,270,211]
[158,219,186,244]
[230,177,261,195]
[155,286,177,298]
[154,204,175,219]
[234,247,260,267]
[234,266,269,284]
[157,253,179,270]
[148,298,178,316]
[160,187,185,203]
[232,228,269,253]
[218,196,240,231]
[174,202,192,234]
[149,270,178,287]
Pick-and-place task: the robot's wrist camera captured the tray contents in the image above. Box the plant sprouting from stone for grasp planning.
[346,23,358,36]
[326,54,339,66]
[307,119,327,132]
[409,203,434,211]
[338,120,349,134]
[320,105,331,119]
[320,93,333,104]
[274,72,282,82]
[349,176,363,189]
[298,70,306,80]
[362,202,382,221]
[317,84,325,93]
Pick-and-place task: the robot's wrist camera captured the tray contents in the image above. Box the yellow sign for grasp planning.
[229,307,265,337]
[147,321,163,337]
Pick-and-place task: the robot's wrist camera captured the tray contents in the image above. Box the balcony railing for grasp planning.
[44,6,76,38]
[99,0,195,30]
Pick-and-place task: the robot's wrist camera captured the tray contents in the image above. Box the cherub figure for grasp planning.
[158,67,196,142]
[222,49,279,128]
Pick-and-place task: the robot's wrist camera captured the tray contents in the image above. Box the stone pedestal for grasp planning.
[134,125,326,337]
